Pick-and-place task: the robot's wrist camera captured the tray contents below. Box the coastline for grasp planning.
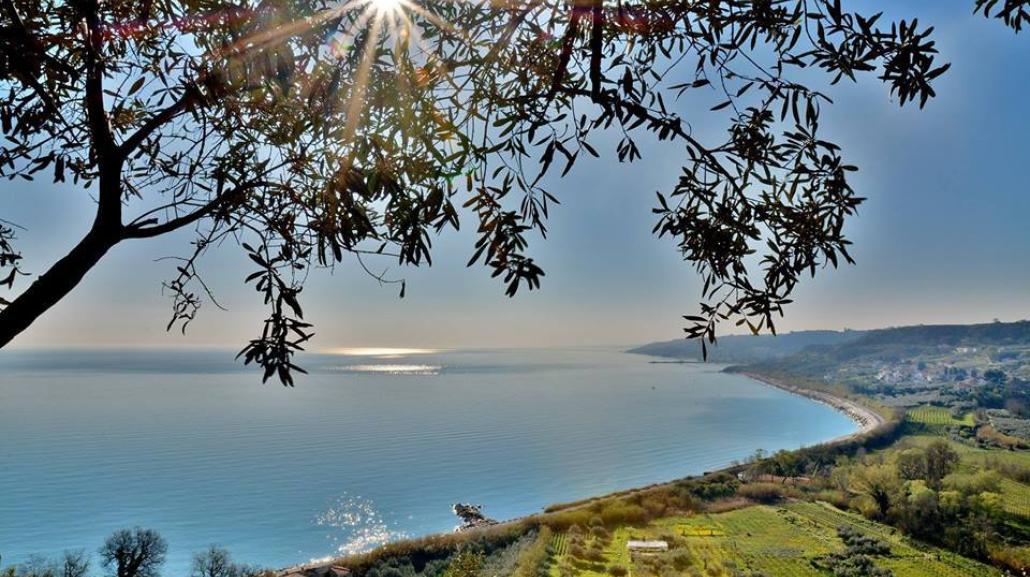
[735,370,886,442]
[289,368,892,575]
[531,369,889,516]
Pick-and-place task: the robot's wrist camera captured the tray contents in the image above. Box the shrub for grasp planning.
[671,552,694,571]
[737,483,786,504]
[942,470,1002,496]
[683,473,741,501]
[338,522,527,576]
[988,545,1030,573]
[609,566,628,577]
[543,510,593,531]
[598,503,648,526]
[658,532,683,548]
[584,548,604,563]
[813,490,851,510]
[514,528,552,577]
[982,456,1030,483]
[442,551,484,577]
[837,527,890,556]
[640,496,668,519]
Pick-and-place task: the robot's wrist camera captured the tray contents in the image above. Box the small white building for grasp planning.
[627,540,668,553]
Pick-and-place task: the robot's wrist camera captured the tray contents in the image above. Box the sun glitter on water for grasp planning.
[315,495,409,557]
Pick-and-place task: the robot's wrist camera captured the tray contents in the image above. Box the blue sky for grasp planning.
[4,2,1030,350]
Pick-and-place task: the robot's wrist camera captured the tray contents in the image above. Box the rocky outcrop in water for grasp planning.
[452,503,497,531]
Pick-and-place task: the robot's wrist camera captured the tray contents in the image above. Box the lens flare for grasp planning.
[370,0,405,15]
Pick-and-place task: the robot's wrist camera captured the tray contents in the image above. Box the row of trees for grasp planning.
[2,529,260,577]
[814,527,893,577]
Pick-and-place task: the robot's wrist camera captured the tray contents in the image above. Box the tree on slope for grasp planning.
[0,0,1025,382]
[851,463,902,520]
[99,528,167,577]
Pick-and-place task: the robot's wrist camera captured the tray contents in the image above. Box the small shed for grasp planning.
[627,540,668,553]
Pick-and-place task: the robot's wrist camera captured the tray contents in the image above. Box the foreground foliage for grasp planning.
[0,531,266,577]
[4,1,1027,380]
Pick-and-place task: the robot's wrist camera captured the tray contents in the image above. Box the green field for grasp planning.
[1000,477,1030,518]
[552,532,569,557]
[544,502,1001,577]
[900,435,1030,469]
[906,406,975,431]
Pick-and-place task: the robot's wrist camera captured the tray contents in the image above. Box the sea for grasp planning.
[0,347,856,575]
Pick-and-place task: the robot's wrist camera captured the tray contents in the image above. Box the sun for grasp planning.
[369,0,405,15]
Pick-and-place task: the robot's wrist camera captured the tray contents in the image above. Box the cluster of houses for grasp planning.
[874,359,982,388]
[875,364,936,386]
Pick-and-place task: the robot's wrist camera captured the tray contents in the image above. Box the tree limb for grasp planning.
[80,1,116,159]
[119,83,204,156]
[589,0,603,101]
[549,5,584,98]
[122,181,274,239]
[564,87,740,190]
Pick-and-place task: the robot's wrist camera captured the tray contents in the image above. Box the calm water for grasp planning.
[0,348,856,574]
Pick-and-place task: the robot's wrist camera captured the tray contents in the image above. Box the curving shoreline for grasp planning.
[290,366,894,572]
[527,370,889,517]
[735,371,886,442]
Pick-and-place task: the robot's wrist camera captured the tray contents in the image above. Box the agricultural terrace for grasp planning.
[906,406,976,432]
[541,502,1001,577]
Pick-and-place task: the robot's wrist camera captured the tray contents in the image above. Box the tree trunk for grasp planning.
[0,227,118,347]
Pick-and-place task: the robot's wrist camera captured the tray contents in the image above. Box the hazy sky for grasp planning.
[4,2,1030,351]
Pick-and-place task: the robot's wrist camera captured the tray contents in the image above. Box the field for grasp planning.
[899,435,1030,469]
[906,406,975,431]
[543,501,1002,577]
[1000,477,1030,518]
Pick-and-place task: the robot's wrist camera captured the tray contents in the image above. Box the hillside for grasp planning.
[746,321,1030,402]
[756,321,1030,373]
[284,321,1030,577]
[628,330,867,362]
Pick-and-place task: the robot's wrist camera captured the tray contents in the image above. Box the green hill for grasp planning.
[750,320,1030,382]
[628,330,867,362]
